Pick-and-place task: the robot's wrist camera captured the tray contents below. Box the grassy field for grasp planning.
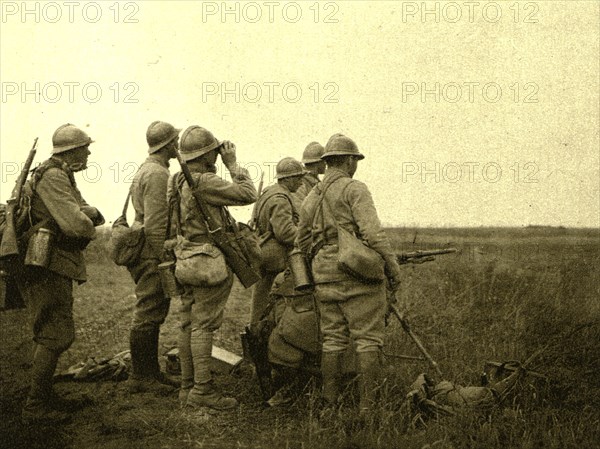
[1,226,599,449]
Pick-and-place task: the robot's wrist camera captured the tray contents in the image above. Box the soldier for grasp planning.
[291,141,325,207]
[127,121,181,394]
[17,124,104,424]
[295,134,402,417]
[169,126,257,410]
[249,157,306,325]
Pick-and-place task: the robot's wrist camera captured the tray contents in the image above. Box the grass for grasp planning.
[1,226,599,449]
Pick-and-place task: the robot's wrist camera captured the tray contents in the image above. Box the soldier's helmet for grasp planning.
[301,142,325,164]
[179,126,221,162]
[275,157,307,179]
[146,121,181,154]
[321,134,365,160]
[52,124,94,154]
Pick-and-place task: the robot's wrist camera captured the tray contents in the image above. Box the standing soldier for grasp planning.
[249,157,306,325]
[291,141,325,207]
[17,124,104,424]
[127,121,181,394]
[295,134,402,417]
[170,126,257,410]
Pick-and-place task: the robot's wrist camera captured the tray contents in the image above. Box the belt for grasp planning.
[188,234,213,244]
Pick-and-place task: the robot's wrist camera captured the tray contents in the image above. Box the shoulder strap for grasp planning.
[253,190,295,233]
[167,172,185,239]
[30,157,75,193]
[120,191,132,217]
[311,178,354,245]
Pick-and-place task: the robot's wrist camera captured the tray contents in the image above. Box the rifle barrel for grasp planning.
[0,138,38,260]
[390,304,443,377]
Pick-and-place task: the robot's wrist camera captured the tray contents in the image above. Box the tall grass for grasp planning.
[40,228,600,448]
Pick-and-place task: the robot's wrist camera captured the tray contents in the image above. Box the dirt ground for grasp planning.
[0,272,288,449]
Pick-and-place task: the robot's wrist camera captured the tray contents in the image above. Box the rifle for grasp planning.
[248,171,264,230]
[397,248,457,265]
[389,304,443,377]
[387,247,458,377]
[257,171,264,197]
[174,151,261,288]
[0,138,38,260]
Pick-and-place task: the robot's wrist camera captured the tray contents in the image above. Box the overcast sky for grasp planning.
[1,1,598,227]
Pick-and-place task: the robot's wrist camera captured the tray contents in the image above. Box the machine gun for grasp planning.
[397,248,458,265]
[388,247,458,377]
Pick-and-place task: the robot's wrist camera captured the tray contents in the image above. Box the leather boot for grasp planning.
[178,325,194,406]
[22,345,71,425]
[147,327,179,388]
[357,351,381,418]
[127,328,175,395]
[186,331,238,411]
[321,351,345,405]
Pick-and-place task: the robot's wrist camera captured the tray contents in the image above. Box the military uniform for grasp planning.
[291,172,320,209]
[128,156,171,332]
[296,134,401,414]
[19,157,97,352]
[172,125,257,411]
[126,121,181,393]
[17,124,100,424]
[169,166,257,336]
[250,183,299,324]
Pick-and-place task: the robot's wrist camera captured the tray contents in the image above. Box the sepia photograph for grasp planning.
[1,1,598,448]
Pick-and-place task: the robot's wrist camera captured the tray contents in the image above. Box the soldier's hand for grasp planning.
[219,140,237,168]
[81,206,105,226]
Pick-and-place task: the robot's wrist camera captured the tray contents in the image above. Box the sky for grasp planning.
[1,0,598,227]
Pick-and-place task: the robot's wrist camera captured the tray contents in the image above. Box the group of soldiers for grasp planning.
[12,121,402,425]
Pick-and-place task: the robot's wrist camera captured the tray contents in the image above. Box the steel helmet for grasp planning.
[301,142,325,164]
[52,124,93,154]
[179,126,221,162]
[276,157,307,180]
[321,134,364,160]
[147,121,181,154]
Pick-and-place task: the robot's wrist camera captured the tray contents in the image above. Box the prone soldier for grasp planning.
[16,124,104,424]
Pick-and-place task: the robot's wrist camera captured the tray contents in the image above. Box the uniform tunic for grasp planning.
[167,165,257,332]
[291,172,320,210]
[128,155,171,331]
[250,183,298,324]
[18,157,96,352]
[296,168,401,353]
